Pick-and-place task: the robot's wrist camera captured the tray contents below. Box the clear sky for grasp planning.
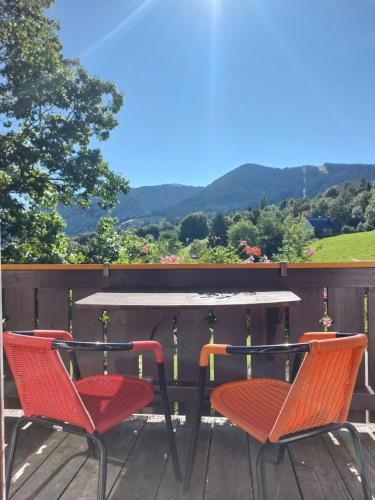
[49,0,375,188]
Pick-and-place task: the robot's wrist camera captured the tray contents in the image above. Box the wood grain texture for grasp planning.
[71,288,104,376]
[322,429,375,499]
[155,422,211,500]
[288,287,325,342]
[213,308,248,383]
[250,308,286,379]
[59,417,147,500]
[3,287,35,406]
[248,436,301,500]
[205,422,252,500]
[328,287,366,422]
[11,433,88,500]
[177,310,211,418]
[288,435,352,499]
[4,416,375,500]
[108,420,171,500]
[5,419,66,498]
[75,290,301,309]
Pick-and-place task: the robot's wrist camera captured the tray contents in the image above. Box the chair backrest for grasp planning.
[3,332,95,433]
[269,334,367,442]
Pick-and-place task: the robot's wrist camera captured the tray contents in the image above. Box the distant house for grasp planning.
[306,217,337,237]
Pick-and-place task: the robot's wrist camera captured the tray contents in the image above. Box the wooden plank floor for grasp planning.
[4,416,375,500]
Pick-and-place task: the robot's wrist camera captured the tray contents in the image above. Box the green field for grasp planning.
[310,231,375,262]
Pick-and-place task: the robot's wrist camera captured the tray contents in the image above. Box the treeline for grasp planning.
[63,178,375,265]
[5,178,374,264]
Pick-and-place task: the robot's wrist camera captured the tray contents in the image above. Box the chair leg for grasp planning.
[256,441,273,500]
[184,366,207,491]
[92,434,108,500]
[6,417,29,497]
[157,363,181,482]
[87,437,97,458]
[276,444,287,464]
[342,423,371,500]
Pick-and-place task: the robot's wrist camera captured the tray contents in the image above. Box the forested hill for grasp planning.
[60,163,375,234]
[163,163,375,217]
[59,184,203,234]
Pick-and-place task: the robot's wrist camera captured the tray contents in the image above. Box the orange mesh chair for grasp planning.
[4,330,181,500]
[184,332,370,500]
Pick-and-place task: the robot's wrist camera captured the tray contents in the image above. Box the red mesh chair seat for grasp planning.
[75,375,154,434]
[211,379,291,443]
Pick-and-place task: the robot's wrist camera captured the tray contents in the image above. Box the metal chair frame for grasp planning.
[5,331,181,500]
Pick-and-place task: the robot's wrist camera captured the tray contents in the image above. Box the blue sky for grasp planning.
[50,0,375,188]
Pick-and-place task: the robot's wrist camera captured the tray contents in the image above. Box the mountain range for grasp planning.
[60,163,375,234]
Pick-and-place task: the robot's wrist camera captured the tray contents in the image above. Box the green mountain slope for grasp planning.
[164,163,375,217]
[311,231,375,261]
[60,163,375,234]
[60,184,203,234]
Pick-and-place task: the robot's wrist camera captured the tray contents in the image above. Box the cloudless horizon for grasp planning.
[50,0,375,188]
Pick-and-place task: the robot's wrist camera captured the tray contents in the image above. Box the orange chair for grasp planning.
[4,330,181,500]
[184,332,371,499]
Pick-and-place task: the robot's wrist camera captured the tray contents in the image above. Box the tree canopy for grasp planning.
[179,212,209,242]
[0,0,129,262]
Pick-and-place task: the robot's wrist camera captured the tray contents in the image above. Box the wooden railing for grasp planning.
[2,263,375,422]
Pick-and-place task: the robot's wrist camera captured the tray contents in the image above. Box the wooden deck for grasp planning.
[4,415,375,500]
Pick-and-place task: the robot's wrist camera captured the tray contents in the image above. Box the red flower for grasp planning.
[251,246,262,257]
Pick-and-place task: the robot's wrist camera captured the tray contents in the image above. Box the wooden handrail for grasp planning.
[2,262,375,270]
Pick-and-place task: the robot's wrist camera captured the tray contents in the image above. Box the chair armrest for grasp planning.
[298,332,359,343]
[199,344,229,367]
[199,343,310,367]
[52,340,164,363]
[132,341,164,363]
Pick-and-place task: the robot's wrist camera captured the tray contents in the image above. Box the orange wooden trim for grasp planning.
[1,264,103,270]
[199,344,230,367]
[287,262,375,268]
[2,261,375,271]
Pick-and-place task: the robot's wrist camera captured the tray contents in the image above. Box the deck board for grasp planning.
[205,422,252,500]
[60,417,147,500]
[4,417,375,500]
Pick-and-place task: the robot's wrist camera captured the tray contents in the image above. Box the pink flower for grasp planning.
[245,256,255,263]
[263,255,271,263]
[142,245,149,255]
[239,240,248,247]
[319,315,333,328]
[160,255,180,264]
[304,248,316,257]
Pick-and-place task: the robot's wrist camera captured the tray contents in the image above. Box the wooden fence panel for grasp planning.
[38,288,70,331]
[2,265,375,417]
[3,287,36,406]
[177,310,211,418]
[214,308,248,383]
[250,307,286,380]
[38,288,70,368]
[71,288,104,377]
[288,288,324,342]
[106,311,141,377]
[367,288,375,421]
[106,309,176,383]
[328,287,366,422]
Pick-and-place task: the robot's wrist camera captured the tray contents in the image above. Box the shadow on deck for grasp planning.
[4,415,375,500]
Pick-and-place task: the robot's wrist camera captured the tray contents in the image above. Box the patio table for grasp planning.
[75,289,301,310]
[75,289,301,418]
